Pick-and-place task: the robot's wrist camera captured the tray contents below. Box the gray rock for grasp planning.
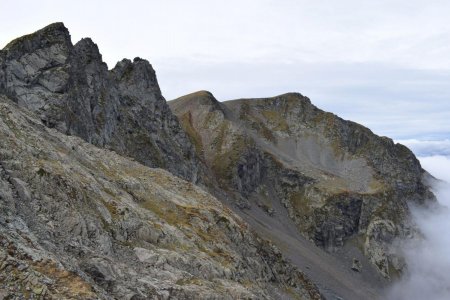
[0,23,201,183]
[0,95,323,299]
[0,22,436,298]
[351,258,362,272]
[169,90,436,279]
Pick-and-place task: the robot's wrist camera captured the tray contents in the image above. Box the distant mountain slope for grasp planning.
[0,23,200,182]
[170,91,435,279]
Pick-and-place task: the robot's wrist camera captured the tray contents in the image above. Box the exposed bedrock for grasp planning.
[170,90,435,279]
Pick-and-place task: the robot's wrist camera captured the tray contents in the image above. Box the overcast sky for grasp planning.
[1,0,450,146]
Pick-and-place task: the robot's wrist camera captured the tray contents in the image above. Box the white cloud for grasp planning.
[2,0,450,69]
[387,155,450,300]
[397,140,450,157]
[419,155,450,183]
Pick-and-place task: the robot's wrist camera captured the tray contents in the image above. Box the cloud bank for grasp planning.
[397,140,450,157]
[387,155,450,300]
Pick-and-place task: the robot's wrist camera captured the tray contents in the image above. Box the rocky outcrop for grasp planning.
[0,95,322,299]
[0,22,436,298]
[0,23,200,182]
[169,91,435,279]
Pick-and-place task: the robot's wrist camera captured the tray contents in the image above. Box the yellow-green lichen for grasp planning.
[179,112,204,156]
[260,110,290,132]
[211,135,248,181]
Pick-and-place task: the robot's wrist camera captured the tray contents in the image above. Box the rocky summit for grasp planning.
[0,23,435,300]
[170,91,435,280]
[0,23,200,183]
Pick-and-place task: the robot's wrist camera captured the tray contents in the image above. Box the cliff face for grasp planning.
[0,95,321,299]
[0,23,436,299]
[0,23,200,182]
[169,91,434,279]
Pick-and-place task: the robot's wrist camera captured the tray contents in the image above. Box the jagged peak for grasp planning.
[133,56,148,63]
[113,57,153,71]
[110,57,160,96]
[73,37,103,63]
[2,22,72,58]
[129,57,158,81]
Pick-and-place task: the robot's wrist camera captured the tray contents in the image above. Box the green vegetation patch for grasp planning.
[260,110,290,132]
[289,190,312,217]
[212,135,249,181]
[179,112,204,156]
[211,122,229,151]
[36,167,50,177]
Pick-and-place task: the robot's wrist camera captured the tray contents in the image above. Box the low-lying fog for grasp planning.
[387,155,450,300]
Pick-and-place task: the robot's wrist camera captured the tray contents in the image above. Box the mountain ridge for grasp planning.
[0,23,436,299]
[0,22,201,183]
[170,90,434,280]
[0,94,322,299]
